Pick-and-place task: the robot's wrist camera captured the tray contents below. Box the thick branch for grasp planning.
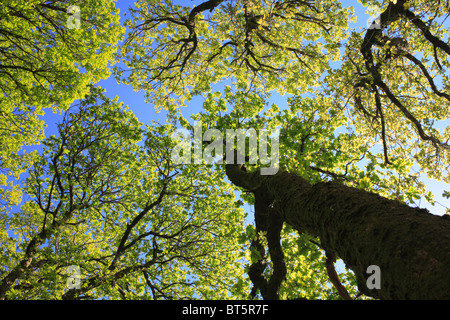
[403,9,450,56]
[325,252,352,300]
[360,0,449,152]
[227,164,290,299]
[265,206,286,300]
[109,183,168,270]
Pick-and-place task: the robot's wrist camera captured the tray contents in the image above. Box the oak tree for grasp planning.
[1,0,450,300]
[115,0,450,299]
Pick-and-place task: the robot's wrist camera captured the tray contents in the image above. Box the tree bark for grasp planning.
[226,165,450,299]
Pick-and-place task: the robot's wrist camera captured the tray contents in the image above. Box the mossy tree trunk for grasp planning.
[226,165,450,299]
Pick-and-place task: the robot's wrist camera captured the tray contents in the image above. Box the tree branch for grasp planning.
[325,252,352,300]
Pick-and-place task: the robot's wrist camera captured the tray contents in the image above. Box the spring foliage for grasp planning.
[1,0,449,299]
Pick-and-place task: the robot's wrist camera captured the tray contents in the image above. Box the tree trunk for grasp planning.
[226,165,450,299]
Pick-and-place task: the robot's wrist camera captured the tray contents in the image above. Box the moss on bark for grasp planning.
[227,166,450,299]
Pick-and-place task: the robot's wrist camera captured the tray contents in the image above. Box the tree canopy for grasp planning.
[0,0,449,300]
[0,0,123,214]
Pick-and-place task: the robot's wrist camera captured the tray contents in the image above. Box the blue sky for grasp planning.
[36,0,448,216]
